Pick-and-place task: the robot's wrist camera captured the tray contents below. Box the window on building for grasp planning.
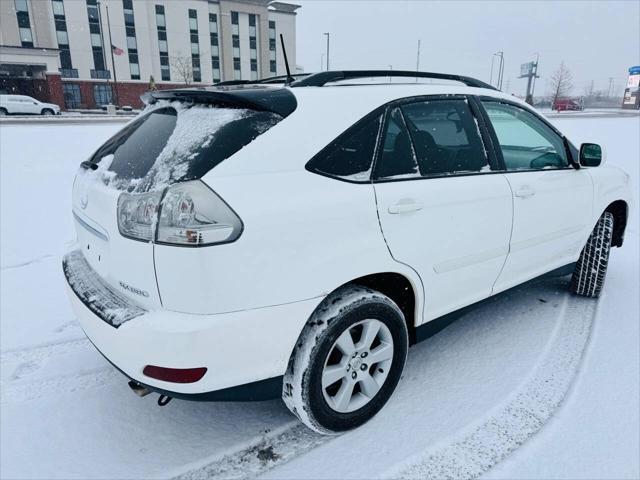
[86,0,107,74]
[187,9,201,82]
[122,0,138,79]
[209,13,220,82]
[63,83,82,109]
[60,49,72,70]
[56,30,68,45]
[130,62,140,78]
[53,1,73,72]
[155,5,169,80]
[52,0,65,16]
[93,84,113,106]
[268,21,276,74]
[15,0,33,47]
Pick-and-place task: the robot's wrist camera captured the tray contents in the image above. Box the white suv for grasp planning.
[0,94,61,115]
[63,71,632,434]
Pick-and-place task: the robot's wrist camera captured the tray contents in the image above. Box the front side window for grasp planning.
[375,99,488,179]
[482,101,568,170]
[306,113,383,181]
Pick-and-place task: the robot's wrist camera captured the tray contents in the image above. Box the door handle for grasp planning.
[514,186,536,198]
[388,199,423,214]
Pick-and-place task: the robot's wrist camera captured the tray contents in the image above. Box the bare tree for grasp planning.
[170,55,193,85]
[549,61,574,107]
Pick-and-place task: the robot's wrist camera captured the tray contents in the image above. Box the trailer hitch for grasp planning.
[157,395,172,406]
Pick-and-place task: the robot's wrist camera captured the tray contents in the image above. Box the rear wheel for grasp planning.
[570,212,614,297]
[282,285,408,434]
[0,108,7,116]
[41,109,54,116]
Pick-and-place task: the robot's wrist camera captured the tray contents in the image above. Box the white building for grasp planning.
[0,0,300,109]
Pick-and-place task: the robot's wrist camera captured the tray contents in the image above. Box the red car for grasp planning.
[553,98,584,111]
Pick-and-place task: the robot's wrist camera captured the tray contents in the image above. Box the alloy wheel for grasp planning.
[321,319,394,413]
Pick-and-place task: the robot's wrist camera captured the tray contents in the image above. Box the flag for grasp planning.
[112,45,124,56]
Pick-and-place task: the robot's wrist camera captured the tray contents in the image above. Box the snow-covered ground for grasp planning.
[1,114,638,479]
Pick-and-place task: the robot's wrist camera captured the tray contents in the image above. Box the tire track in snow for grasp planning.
[384,293,599,480]
[171,423,330,480]
[1,367,117,403]
[1,337,90,365]
[1,253,56,271]
[1,337,116,403]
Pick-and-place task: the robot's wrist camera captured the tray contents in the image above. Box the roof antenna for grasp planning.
[280,34,295,85]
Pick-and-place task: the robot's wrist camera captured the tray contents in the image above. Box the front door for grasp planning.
[374,97,513,322]
[480,100,593,293]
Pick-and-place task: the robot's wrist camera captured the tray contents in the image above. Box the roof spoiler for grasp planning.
[140,87,297,117]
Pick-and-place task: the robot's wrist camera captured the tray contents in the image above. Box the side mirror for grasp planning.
[579,143,603,167]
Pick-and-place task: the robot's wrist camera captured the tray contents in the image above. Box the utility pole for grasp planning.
[104,3,118,106]
[324,32,330,71]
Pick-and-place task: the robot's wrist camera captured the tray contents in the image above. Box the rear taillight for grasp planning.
[117,180,242,246]
[143,365,207,383]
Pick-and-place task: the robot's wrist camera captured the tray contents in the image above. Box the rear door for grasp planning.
[373,96,513,322]
[479,99,593,293]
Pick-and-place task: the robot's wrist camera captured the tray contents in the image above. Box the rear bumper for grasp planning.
[63,250,320,397]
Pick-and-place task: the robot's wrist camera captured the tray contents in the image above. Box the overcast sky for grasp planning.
[293,0,639,97]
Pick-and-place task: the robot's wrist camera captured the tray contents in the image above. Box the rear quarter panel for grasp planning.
[154,171,423,315]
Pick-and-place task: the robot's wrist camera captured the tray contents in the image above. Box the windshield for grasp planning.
[88,102,282,192]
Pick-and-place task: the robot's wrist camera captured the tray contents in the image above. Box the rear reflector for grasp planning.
[143,365,207,383]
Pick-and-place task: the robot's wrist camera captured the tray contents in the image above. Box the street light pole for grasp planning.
[495,51,504,90]
[324,32,330,71]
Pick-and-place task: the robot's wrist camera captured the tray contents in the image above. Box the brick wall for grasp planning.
[60,80,190,110]
[45,73,65,109]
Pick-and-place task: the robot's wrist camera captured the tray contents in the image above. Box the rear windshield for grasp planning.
[89,102,282,191]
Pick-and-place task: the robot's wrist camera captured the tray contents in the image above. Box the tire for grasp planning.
[0,108,7,116]
[570,212,614,298]
[282,285,408,434]
[41,109,54,116]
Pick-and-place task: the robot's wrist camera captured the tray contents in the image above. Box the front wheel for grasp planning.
[282,285,408,434]
[570,212,614,297]
[41,109,54,116]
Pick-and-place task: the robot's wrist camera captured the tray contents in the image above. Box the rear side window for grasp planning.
[90,103,282,191]
[482,101,568,170]
[306,113,383,181]
[400,99,488,177]
[377,107,420,179]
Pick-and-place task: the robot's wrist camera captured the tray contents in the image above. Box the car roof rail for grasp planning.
[289,70,497,90]
[214,73,310,87]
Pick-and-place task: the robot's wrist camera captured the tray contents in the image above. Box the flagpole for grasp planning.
[103,2,119,106]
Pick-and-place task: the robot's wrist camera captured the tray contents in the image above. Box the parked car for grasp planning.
[63,70,632,434]
[552,98,584,112]
[0,94,61,115]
